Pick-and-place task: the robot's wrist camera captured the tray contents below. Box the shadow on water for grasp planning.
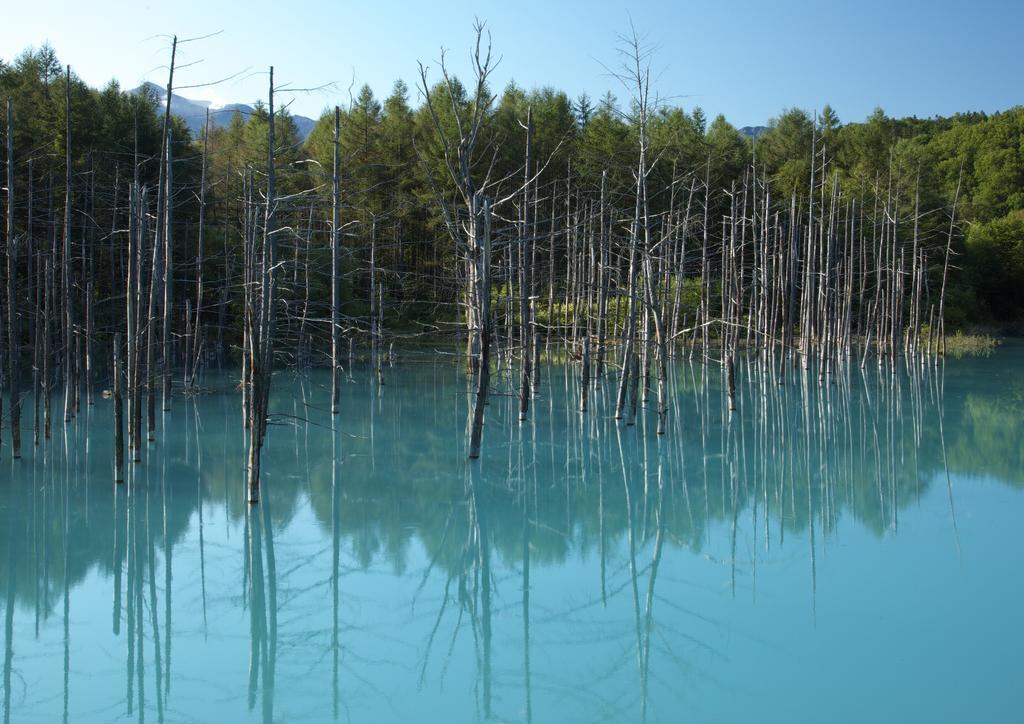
[1,346,1023,721]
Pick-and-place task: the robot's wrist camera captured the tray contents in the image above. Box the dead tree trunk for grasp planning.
[246,67,279,503]
[43,176,53,440]
[145,183,161,442]
[518,105,533,422]
[370,217,383,386]
[5,97,20,457]
[594,171,609,378]
[28,161,39,447]
[468,196,492,460]
[127,184,137,458]
[188,109,210,390]
[84,157,95,407]
[114,333,124,483]
[62,66,75,425]
[937,168,962,357]
[330,107,341,415]
[416,22,497,376]
[162,134,173,409]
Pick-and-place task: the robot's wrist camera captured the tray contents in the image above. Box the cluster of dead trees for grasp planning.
[419,24,961,455]
[0,25,963,493]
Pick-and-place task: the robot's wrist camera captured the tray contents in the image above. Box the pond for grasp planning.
[2,344,1023,722]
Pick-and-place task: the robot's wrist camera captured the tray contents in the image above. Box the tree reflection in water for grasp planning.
[1,348,1022,722]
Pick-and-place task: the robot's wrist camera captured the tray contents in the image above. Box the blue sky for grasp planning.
[2,0,1020,127]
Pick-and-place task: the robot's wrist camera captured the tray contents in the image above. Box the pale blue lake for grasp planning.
[2,346,1022,722]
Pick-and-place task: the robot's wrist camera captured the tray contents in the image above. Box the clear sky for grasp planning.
[2,0,1020,127]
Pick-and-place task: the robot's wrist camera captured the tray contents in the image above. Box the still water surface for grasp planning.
[2,346,1023,723]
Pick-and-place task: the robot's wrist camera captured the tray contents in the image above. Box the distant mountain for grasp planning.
[740,125,767,139]
[291,114,316,140]
[131,81,316,142]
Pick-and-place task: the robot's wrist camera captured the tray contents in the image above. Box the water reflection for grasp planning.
[1,348,1023,722]
[245,498,277,722]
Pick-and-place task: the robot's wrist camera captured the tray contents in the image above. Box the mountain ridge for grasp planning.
[739,125,767,139]
[131,81,316,141]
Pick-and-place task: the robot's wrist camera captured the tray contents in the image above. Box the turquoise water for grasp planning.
[2,345,1023,723]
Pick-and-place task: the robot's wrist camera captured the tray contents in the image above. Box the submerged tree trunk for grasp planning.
[113,334,124,483]
[468,196,492,460]
[246,67,279,503]
[62,66,75,425]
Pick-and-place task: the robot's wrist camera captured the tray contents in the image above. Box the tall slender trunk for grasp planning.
[247,67,278,503]
[162,135,174,408]
[5,97,20,456]
[43,175,53,440]
[113,334,124,483]
[518,106,533,422]
[330,107,341,414]
[189,110,210,389]
[594,171,610,379]
[468,196,492,460]
[28,161,39,447]
[126,184,138,458]
[937,168,963,357]
[62,66,75,424]
[370,217,383,385]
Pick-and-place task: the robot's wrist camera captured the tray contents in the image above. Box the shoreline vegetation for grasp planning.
[942,331,1001,357]
[0,24,1022,496]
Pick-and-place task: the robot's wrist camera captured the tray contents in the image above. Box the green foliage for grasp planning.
[0,44,169,185]
[757,108,814,195]
[929,109,1024,223]
[943,332,1000,357]
[965,210,1024,321]
[574,94,633,193]
[705,114,748,187]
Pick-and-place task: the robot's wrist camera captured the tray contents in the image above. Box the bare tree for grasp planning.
[416,20,499,373]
